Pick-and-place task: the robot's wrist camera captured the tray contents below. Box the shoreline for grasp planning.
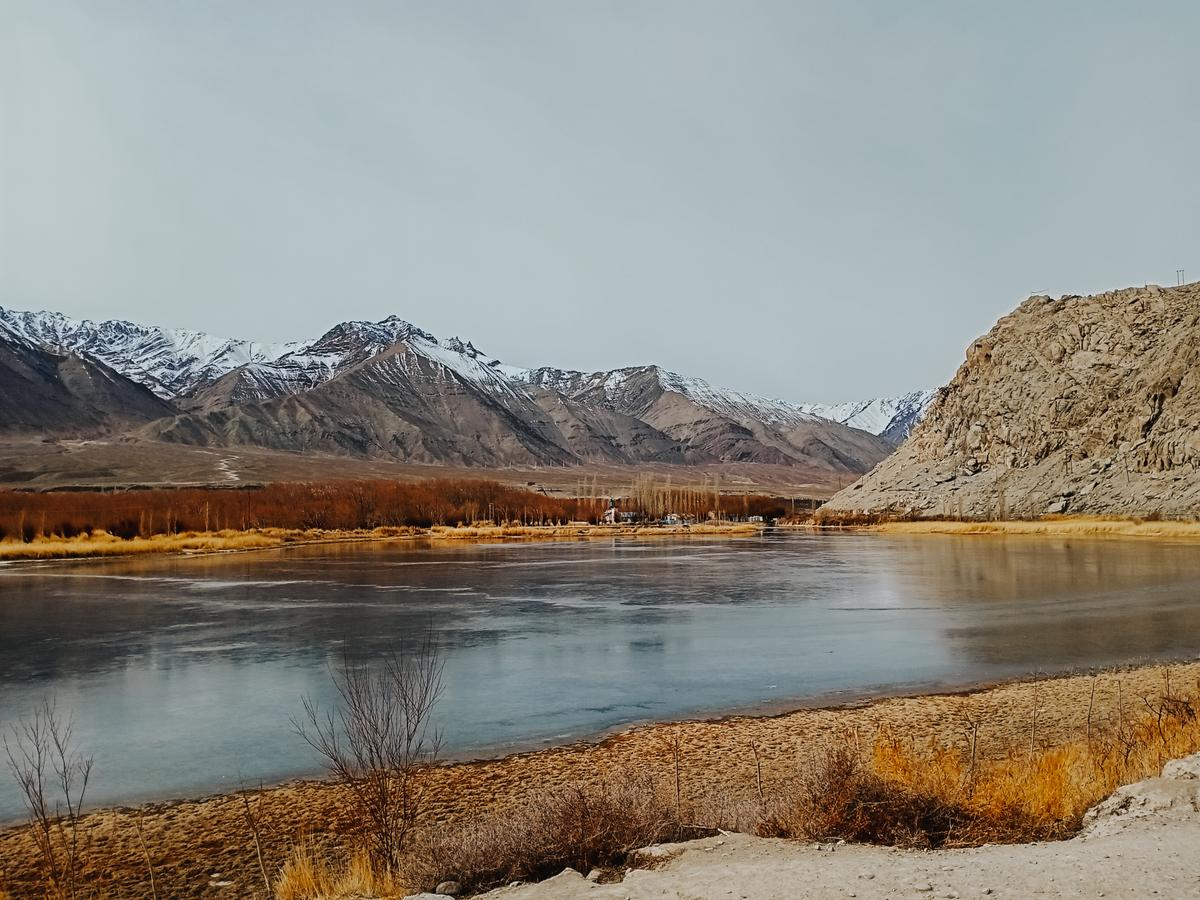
[4,658,1200,896]
[0,521,762,563]
[5,515,1198,563]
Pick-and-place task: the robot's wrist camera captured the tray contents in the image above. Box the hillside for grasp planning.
[825,283,1200,518]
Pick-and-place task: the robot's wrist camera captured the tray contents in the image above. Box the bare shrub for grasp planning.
[292,630,444,876]
[3,698,94,900]
[403,773,708,894]
[757,741,976,848]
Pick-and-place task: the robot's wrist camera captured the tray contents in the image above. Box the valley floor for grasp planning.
[0,438,837,496]
[3,661,1199,898]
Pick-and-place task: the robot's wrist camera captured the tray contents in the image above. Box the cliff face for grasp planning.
[825,283,1200,518]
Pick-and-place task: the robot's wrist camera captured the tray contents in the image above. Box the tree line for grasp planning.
[0,479,800,541]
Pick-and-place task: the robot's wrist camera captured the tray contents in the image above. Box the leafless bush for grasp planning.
[3,698,94,900]
[403,773,709,894]
[292,630,444,875]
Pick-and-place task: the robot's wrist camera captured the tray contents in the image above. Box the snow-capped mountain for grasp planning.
[800,390,936,445]
[0,306,523,409]
[0,303,916,473]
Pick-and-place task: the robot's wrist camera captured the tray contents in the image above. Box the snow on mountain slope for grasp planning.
[0,306,519,407]
[511,365,828,429]
[508,364,895,472]
[800,390,936,444]
[0,307,300,399]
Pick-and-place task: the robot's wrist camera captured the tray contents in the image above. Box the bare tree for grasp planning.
[293,629,445,874]
[3,698,93,900]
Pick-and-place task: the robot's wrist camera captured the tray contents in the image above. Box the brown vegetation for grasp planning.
[399,774,701,895]
[0,479,790,544]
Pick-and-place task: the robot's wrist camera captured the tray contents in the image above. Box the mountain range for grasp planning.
[0,306,932,478]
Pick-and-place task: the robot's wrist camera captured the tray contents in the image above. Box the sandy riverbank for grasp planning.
[3,660,1198,898]
[0,522,761,562]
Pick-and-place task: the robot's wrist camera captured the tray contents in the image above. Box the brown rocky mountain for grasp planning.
[142,343,580,467]
[825,283,1200,518]
[0,323,175,436]
[518,365,894,475]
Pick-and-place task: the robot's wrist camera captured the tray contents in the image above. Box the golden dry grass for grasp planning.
[0,522,757,560]
[0,526,422,561]
[872,516,1200,540]
[764,682,1200,848]
[428,522,760,541]
[274,844,407,900]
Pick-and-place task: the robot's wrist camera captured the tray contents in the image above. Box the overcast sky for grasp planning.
[2,2,1197,401]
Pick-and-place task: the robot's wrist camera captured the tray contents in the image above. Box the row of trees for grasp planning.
[0,479,803,541]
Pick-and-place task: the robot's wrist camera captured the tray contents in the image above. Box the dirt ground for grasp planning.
[3,661,1198,899]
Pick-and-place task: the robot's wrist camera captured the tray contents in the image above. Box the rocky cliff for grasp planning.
[825,283,1200,518]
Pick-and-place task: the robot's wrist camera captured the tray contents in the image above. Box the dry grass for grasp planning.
[428,522,760,541]
[0,526,421,561]
[399,774,702,895]
[0,522,757,560]
[274,844,404,900]
[871,516,1200,540]
[286,685,1200,898]
[761,683,1200,848]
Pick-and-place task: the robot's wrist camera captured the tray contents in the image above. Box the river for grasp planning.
[3,531,1200,821]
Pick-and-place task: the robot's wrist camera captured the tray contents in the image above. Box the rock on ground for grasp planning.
[475,753,1200,899]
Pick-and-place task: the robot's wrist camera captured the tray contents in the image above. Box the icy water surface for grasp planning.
[2,531,1200,819]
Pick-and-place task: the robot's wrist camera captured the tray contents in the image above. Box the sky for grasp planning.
[2,1,1198,402]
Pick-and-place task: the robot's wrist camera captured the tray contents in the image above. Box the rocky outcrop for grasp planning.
[825,283,1200,518]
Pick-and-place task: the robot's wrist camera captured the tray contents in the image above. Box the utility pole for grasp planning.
[1177,269,1185,286]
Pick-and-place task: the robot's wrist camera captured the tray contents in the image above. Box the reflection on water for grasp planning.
[2,532,1200,819]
